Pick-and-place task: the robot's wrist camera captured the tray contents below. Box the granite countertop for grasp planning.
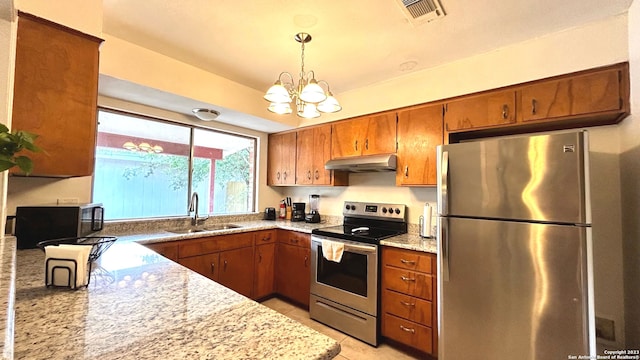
[13,240,341,360]
[109,219,438,254]
[0,236,16,360]
[3,216,436,359]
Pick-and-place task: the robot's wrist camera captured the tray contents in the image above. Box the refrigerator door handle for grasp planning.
[441,217,450,282]
[441,150,449,215]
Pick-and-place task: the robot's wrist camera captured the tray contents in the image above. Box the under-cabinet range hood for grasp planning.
[325,154,397,172]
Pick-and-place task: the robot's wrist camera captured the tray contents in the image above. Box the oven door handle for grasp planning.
[312,239,377,254]
[343,243,377,253]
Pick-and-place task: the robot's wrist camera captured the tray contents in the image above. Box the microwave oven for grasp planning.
[15,203,104,249]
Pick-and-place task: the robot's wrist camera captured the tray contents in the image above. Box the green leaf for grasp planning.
[0,127,41,172]
[14,156,33,174]
[0,159,15,172]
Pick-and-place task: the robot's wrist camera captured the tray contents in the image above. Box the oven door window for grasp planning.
[316,246,368,296]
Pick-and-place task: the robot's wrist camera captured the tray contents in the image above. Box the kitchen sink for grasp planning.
[203,224,242,231]
[166,224,242,234]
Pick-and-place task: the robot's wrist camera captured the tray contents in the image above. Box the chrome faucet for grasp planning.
[189,192,209,226]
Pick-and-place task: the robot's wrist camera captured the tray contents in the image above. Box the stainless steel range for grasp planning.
[310,201,407,346]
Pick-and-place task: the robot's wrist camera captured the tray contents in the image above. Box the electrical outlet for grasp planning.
[57,198,79,205]
[595,316,615,342]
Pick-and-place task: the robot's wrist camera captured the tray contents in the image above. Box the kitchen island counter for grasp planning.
[13,240,341,359]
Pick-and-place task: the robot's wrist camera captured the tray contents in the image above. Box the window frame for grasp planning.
[94,106,258,219]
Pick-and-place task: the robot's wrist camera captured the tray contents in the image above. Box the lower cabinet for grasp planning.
[179,252,220,281]
[146,229,312,307]
[218,246,254,298]
[176,233,254,298]
[253,230,277,300]
[381,246,437,356]
[275,230,310,308]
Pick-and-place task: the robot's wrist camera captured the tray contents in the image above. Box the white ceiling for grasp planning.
[101,0,634,130]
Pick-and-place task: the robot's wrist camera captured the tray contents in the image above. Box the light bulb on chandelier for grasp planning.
[264,33,341,119]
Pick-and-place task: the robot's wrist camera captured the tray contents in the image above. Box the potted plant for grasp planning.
[0,123,41,174]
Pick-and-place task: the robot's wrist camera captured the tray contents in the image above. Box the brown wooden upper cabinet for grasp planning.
[519,68,623,122]
[296,124,347,186]
[267,132,296,185]
[331,112,397,158]
[396,105,443,186]
[11,12,103,177]
[444,89,517,132]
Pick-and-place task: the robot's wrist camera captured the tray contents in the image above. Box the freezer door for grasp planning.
[438,217,592,360]
[438,131,590,224]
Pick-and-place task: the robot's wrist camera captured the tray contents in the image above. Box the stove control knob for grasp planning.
[382,207,387,213]
[394,208,401,215]
[345,204,351,210]
[351,205,356,211]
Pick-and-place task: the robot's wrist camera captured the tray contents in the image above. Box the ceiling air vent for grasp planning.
[396,0,445,25]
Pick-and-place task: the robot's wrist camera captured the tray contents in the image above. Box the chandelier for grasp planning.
[264,33,341,119]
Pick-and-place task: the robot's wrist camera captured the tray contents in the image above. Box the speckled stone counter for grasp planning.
[5,214,436,359]
[380,233,437,254]
[13,241,341,360]
[0,236,16,360]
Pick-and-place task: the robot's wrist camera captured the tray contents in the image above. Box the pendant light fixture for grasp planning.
[264,33,341,118]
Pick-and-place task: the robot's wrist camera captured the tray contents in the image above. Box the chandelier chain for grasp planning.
[300,41,306,80]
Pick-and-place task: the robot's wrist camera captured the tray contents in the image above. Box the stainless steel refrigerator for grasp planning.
[436,131,595,359]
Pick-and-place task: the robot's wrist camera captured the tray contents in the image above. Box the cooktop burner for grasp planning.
[311,201,408,244]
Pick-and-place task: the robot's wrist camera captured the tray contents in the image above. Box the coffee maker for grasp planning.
[305,194,321,223]
[291,202,305,222]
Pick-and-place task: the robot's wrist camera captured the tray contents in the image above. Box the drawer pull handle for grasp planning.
[262,237,270,242]
[223,260,228,271]
[400,301,416,307]
[531,99,537,115]
[502,104,509,119]
[400,259,415,265]
[210,263,215,274]
[400,325,416,334]
[291,239,299,244]
[401,276,416,282]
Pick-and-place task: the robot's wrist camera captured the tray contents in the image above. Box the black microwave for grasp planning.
[15,203,104,249]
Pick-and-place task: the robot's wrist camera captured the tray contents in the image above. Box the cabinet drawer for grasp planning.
[277,230,310,248]
[254,230,276,245]
[382,289,432,327]
[382,247,433,273]
[383,266,433,301]
[382,313,432,354]
[179,233,253,258]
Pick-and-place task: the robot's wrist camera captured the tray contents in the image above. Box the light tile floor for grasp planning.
[261,298,424,360]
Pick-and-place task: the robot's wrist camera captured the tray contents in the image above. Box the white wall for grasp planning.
[13,0,101,37]
[300,14,629,126]
[619,0,640,348]
[0,2,14,234]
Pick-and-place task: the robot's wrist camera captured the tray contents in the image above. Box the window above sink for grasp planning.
[93,109,257,220]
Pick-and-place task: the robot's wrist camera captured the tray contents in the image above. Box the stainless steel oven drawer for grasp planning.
[310,294,378,346]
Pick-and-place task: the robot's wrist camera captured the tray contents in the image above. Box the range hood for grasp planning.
[325,154,397,172]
